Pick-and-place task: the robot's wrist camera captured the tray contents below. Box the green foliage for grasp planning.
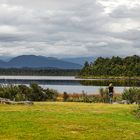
[80,55,140,77]
[80,79,140,87]
[99,88,109,103]
[0,69,79,76]
[0,83,59,101]
[0,85,19,100]
[122,87,140,104]
[43,88,59,101]
[134,105,140,118]
[29,83,46,101]
[15,93,25,101]
[84,61,89,68]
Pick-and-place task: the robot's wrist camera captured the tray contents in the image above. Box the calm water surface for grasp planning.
[0,76,136,94]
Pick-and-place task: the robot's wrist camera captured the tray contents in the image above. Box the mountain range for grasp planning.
[61,57,95,65]
[0,55,86,69]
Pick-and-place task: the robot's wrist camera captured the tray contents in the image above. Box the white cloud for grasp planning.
[0,0,139,58]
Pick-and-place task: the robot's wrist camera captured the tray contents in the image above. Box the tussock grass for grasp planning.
[0,102,139,140]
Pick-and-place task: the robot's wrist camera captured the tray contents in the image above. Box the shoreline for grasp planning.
[76,76,140,80]
[0,75,140,81]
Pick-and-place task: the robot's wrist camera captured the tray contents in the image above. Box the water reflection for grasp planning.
[80,79,140,87]
[0,76,139,94]
[0,79,140,87]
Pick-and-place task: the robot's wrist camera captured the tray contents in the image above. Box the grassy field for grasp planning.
[0,102,140,140]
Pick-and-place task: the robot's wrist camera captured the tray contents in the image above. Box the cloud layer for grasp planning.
[0,0,140,58]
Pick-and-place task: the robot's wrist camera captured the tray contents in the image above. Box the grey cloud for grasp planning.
[110,5,140,19]
[0,0,139,58]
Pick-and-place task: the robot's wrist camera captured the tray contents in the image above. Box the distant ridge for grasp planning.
[0,55,82,69]
[61,57,95,65]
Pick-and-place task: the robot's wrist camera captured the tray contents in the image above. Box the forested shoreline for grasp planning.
[0,68,79,76]
[79,55,140,78]
[0,55,140,78]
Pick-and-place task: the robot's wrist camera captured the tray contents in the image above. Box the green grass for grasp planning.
[0,102,140,140]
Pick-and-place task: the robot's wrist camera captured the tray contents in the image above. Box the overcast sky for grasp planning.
[0,0,140,59]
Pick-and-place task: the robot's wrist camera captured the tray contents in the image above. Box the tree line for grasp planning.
[79,55,140,77]
[0,68,79,76]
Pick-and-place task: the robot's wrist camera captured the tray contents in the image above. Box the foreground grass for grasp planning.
[0,102,139,140]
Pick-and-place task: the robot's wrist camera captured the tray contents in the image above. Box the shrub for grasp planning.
[18,85,32,100]
[43,88,58,101]
[133,105,140,118]
[99,88,109,103]
[15,93,26,101]
[29,83,47,101]
[0,85,20,100]
[122,88,140,104]
[0,83,59,101]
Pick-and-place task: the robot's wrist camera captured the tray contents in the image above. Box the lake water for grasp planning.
[0,76,135,94]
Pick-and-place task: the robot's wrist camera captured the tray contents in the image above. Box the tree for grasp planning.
[80,55,140,77]
[43,88,58,101]
[84,61,89,68]
[30,83,46,101]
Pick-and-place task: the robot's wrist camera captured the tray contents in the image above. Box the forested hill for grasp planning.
[79,55,140,77]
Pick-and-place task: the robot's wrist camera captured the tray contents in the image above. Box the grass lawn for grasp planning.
[0,102,139,140]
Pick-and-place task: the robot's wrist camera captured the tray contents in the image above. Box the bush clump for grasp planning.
[0,83,59,101]
[122,87,140,104]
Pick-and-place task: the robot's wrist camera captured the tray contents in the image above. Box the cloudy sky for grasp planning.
[0,0,140,59]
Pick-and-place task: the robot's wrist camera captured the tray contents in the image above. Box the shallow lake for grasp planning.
[0,76,139,94]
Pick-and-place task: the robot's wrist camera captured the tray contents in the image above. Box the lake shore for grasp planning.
[0,75,140,81]
[77,76,140,80]
[0,75,132,94]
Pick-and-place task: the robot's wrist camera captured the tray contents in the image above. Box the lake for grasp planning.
[0,76,138,94]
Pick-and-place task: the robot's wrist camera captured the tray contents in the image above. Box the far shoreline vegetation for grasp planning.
[0,68,80,76]
[78,55,140,79]
[0,55,139,81]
